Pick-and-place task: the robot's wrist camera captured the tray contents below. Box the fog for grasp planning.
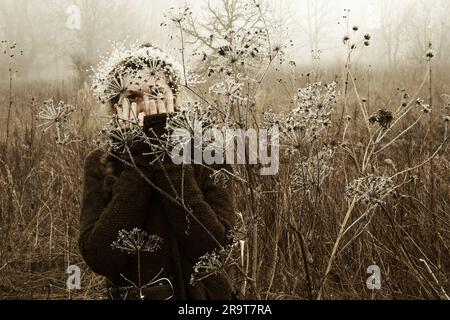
[1,0,449,81]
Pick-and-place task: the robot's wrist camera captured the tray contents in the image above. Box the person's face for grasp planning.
[115,68,176,128]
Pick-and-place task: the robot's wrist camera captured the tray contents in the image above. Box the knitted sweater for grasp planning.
[78,114,237,300]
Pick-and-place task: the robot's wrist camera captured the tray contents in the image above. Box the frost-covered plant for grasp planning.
[190,244,236,285]
[100,117,145,155]
[265,82,337,151]
[91,42,183,105]
[369,109,394,129]
[166,2,274,76]
[292,147,335,195]
[111,228,165,295]
[111,228,163,254]
[36,99,79,145]
[165,102,223,153]
[345,174,395,206]
[209,75,248,104]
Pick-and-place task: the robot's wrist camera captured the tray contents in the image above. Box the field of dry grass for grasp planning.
[0,60,448,300]
[1,0,449,301]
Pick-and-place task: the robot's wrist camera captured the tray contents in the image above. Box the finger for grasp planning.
[143,96,152,116]
[131,102,138,127]
[148,99,158,115]
[165,96,175,114]
[138,112,145,127]
[115,104,123,119]
[157,99,167,114]
[122,98,131,129]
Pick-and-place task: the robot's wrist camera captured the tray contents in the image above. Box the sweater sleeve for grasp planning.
[152,163,236,262]
[78,149,153,277]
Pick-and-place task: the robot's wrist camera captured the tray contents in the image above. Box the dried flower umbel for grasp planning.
[190,244,236,285]
[209,75,247,104]
[265,82,337,151]
[91,43,183,105]
[369,109,394,129]
[100,116,145,155]
[345,175,395,206]
[36,99,77,145]
[166,102,220,151]
[180,12,272,77]
[292,147,335,195]
[111,228,163,254]
[110,228,173,300]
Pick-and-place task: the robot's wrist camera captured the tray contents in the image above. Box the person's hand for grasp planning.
[115,91,175,129]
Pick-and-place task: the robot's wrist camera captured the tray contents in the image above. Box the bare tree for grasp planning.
[0,0,38,79]
[378,0,411,68]
[0,0,161,83]
[179,0,268,72]
[402,0,450,65]
[303,0,333,63]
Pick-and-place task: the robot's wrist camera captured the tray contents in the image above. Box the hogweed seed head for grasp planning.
[111,228,163,255]
[346,175,395,206]
[265,82,337,152]
[190,245,236,285]
[292,147,335,195]
[36,99,78,145]
[369,109,393,129]
[101,117,145,154]
[91,42,183,105]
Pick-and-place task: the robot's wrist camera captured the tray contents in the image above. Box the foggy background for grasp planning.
[1,0,449,83]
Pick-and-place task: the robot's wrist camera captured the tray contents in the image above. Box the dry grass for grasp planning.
[0,62,449,300]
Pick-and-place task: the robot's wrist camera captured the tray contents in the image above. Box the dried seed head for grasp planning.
[346,175,395,206]
[425,49,435,60]
[111,228,163,254]
[369,109,393,129]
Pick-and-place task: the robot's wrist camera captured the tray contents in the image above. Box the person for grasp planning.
[79,44,237,300]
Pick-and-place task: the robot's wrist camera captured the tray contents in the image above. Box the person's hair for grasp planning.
[108,43,180,109]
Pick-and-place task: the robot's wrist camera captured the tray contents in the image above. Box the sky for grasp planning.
[0,0,441,79]
[136,0,404,58]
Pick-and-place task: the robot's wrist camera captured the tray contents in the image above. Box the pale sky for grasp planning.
[142,0,396,64]
[1,0,439,79]
[139,0,404,57]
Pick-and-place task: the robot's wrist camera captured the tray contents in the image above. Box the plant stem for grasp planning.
[6,61,13,146]
[317,196,357,300]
